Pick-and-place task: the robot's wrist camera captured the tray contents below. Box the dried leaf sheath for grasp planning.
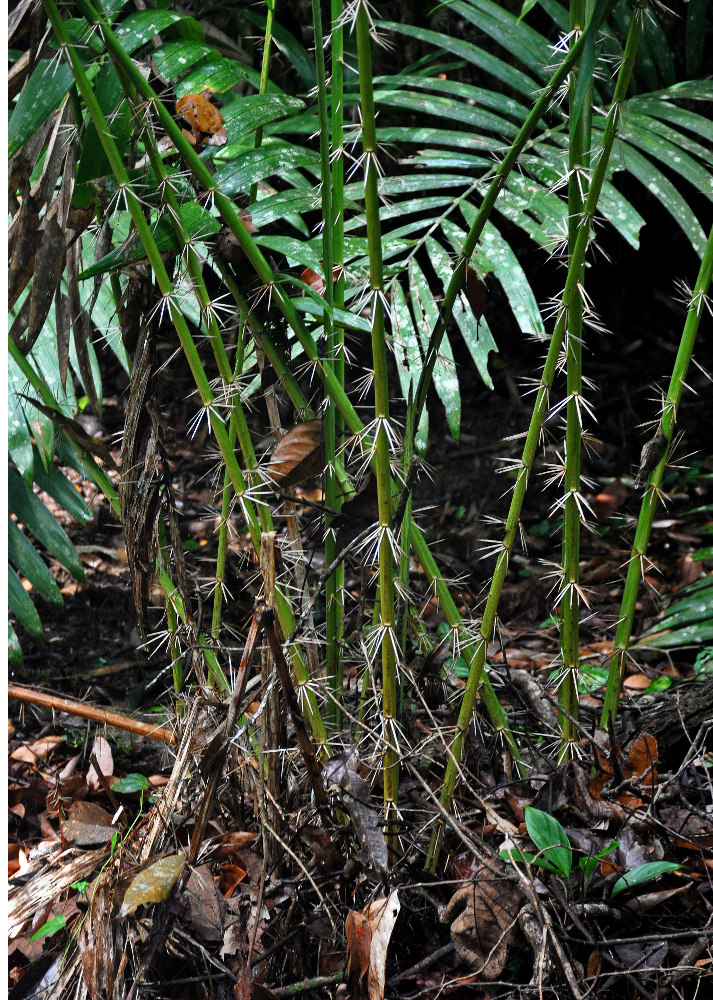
[119,318,190,638]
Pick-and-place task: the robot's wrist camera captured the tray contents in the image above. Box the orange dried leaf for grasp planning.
[626,733,658,787]
[219,863,247,898]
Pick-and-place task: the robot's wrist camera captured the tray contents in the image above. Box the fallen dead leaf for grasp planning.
[86,736,114,792]
[443,872,523,981]
[364,889,400,1000]
[345,910,372,1000]
[10,735,65,763]
[63,801,118,846]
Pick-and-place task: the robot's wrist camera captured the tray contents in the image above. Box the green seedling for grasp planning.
[611,861,684,898]
[29,914,67,942]
[500,806,572,882]
[502,808,684,901]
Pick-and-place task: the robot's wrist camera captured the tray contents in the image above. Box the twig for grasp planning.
[269,973,344,997]
[8,684,176,744]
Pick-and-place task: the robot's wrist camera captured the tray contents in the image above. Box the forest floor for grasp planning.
[8,331,713,1000]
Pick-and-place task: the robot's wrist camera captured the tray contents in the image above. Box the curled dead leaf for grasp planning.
[63,801,118,847]
[264,420,323,490]
[443,873,523,980]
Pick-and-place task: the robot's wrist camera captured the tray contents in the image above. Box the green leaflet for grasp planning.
[219,95,304,138]
[8,518,63,609]
[376,20,540,101]
[8,468,85,583]
[613,143,707,259]
[452,0,552,83]
[9,60,75,158]
[425,234,497,393]
[113,11,183,55]
[9,566,44,645]
[32,449,93,525]
[213,143,320,198]
[410,257,461,441]
[391,281,429,454]
[152,40,215,83]
[174,59,247,99]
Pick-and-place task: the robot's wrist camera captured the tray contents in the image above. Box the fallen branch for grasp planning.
[8,684,176,744]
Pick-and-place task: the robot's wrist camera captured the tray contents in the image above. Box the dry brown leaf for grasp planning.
[443,873,523,980]
[185,863,225,942]
[264,420,323,489]
[10,735,65,763]
[345,910,372,1000]
[63,800,118,846]
[86,736,114,792]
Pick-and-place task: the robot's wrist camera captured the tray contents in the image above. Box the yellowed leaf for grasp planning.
[119,854,186,917]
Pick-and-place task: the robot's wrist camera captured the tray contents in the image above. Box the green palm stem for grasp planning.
[601,223,713,729]
[249,0,276,206]
[397,399,415,717]
[8,338,120,516]
[559,0,594,757]
[325,0,346,733]
[312,0,342,732]
[355,4,400,862]
[212,348,243,642]
[357,594,382,733]
[410,0,615,448]
[156,568,229,694]
[45,2,326,746]
[411,527,519,764]
[425,8,645,873]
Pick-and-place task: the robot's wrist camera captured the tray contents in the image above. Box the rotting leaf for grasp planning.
[264,419,323,490]
[118,853,186,917]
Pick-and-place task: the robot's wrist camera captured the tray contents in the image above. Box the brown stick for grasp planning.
[8,684,176,744]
